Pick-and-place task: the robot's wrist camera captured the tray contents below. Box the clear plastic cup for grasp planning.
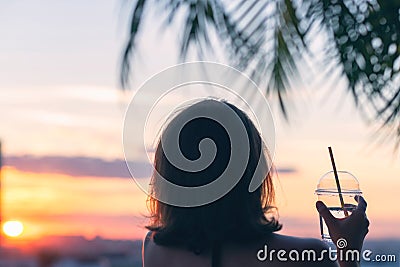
[315,171,362,243]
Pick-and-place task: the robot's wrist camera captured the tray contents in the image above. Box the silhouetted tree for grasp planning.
[121,0,400,148]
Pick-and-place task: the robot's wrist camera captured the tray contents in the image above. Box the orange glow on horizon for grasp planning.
[2,166,149,241]
[1,163,399,244]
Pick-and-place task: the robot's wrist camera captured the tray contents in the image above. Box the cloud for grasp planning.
[4,155,152,178]
[276,167,298,174]
[4,155,297,179]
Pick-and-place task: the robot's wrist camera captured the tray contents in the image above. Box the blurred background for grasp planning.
[0,0,399,266]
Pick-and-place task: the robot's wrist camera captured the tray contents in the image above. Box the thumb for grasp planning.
[316,201,336,227]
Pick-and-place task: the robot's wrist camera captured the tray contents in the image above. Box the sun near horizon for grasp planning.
[3,220,24,238]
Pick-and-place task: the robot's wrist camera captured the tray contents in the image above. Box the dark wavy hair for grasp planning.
[146,99,281,266]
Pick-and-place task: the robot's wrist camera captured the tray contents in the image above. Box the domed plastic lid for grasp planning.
[315,171,361,195]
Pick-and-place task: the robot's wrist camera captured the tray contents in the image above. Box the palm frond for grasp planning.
[120,0,148,88]
[121,0,400,146]
[121,0,310,117]
[311,0,400,146]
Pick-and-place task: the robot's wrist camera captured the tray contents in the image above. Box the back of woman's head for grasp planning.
[147,99,281,253]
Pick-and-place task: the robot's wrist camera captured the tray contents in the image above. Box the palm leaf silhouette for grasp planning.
[121,0,400,146]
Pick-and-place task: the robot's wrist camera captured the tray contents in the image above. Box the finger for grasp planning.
[354,195,367,213]
[363,226,369,236]
[316,201,336,227]
[364,219,370,234]
[364,217,370,227]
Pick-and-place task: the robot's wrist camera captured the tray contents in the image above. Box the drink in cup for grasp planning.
[315,171,362,243]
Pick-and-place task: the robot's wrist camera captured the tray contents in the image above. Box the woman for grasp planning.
[142,99,369,267]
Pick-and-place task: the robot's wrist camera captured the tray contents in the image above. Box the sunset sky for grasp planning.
[1,0,399,246]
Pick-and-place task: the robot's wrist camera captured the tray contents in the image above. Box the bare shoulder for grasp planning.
[142,232,159,267]
[142,232,173,267]
[142,232,338,267]
[142,232,210,267]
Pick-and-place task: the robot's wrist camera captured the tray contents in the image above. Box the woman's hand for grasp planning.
[316,195,369,251]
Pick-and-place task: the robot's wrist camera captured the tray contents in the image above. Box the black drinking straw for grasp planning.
[328,147,349,217]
